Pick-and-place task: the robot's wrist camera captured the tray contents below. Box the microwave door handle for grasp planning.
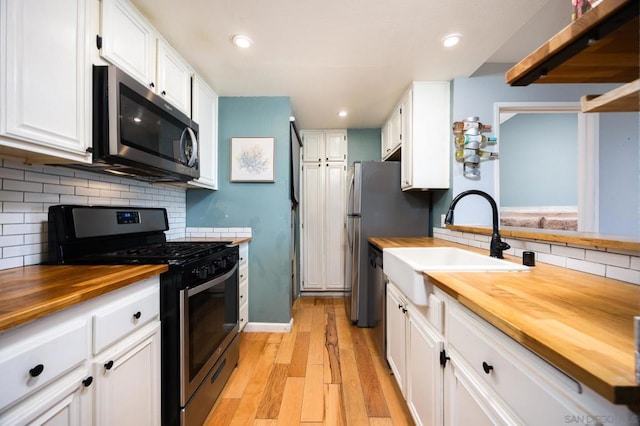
[181,127,198,167]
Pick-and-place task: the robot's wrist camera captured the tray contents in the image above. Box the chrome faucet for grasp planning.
[444,190,510,258]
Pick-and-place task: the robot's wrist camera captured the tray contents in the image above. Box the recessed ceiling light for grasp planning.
[442,33,462,48]
[232,34,253,48]
[338,111,348,118]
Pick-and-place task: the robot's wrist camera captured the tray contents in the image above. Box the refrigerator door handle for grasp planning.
[346,171,355,216]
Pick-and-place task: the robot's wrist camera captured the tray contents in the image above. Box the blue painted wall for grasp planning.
[187,97,293,324]
[347,128,382,164]
[440,63,635,236]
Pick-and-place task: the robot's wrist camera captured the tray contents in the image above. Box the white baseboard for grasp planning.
[243,318,293,333]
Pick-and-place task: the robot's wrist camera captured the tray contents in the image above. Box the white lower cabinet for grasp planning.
[0,277,161,425]
[387,281,444,426]
[238,242,249,331]
[93,322,160,426]
[386,279,634,426]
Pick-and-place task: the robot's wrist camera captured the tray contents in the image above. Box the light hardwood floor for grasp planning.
[204,296,414,425]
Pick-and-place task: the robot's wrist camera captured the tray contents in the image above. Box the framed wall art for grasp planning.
[230,137,275,182]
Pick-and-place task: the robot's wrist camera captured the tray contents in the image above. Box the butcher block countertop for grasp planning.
[0,264,168,334]
[369,237,640,406]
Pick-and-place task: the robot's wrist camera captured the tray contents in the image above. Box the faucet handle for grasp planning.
[499,241,510,251]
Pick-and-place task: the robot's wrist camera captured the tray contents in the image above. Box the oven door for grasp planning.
[179,263,238,405]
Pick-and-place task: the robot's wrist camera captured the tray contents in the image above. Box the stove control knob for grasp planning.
[198,267,208,280]
[208,265,216,275]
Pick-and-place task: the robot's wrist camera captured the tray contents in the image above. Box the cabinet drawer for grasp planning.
[239,244,248,264]
[239,301,248,331]
[93,283,159,354]
[239,262,248,283]
[0,319,88,411]
[239,280,248,307]
[447,305,592,425]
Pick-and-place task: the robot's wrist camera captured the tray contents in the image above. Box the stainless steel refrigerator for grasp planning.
[345,161,430,327]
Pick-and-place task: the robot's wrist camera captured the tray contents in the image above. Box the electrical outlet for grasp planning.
[440,214,446,227]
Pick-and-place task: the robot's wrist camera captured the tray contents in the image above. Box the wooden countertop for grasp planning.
[0,264,168,334]
[368,237,640,406]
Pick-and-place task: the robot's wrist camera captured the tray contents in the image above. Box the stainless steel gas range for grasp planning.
[48,205,239,426]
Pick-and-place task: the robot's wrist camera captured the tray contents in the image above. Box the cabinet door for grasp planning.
[156,39,192,116]
[386,283,406,395]
[0,0,91,163]
[400,90,413,189]
[324,132,347,162]
[324,162,346,290]
[94,323,160,426]
[444,353,520,426]
[190,75,218,190]
[100,0,156,88]
[301,131,324,163]
[407,309,443,426]
[0,369,91,426]
[389,105,402,153]
[381,119,392,159]
[301,163,324,290]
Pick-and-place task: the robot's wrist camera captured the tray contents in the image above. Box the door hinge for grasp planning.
[439,349,450,367]
[343,135,346,141]
[96,35,102,50]
[400,107,402,114]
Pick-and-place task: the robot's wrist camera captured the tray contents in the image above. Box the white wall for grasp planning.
[0,159,187,270]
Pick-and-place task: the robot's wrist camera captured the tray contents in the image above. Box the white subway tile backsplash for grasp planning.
[3,180,43,193]
[434,228,638,285]
[537,252,567,268]
[0,160,187,271]
[523,241,551,254]
[0,191,23,202]
[0,257,23,270]
[0,235,23,247]
[551,245,585,260]
[0,213,24,224]
[565,258,607,276]
[25,193,59,203]
[585,250,630,268]
[606,266,640,285]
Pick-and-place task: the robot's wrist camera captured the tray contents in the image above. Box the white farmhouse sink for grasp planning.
[383,247,528,306]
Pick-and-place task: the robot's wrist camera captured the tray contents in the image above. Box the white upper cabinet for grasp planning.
[382,103,402,160]
[301,130,347,163]
[156,39,193,115]
[400,82,450,191]
[189,74,219,190]
[99,0,155,88]
[100,0,192,116]
[0,0,92,164]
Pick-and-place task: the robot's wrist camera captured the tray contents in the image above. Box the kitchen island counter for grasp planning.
[0,264,168,334]
[369,236,640,406]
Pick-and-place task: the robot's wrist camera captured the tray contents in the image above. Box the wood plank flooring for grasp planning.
[204,297,414,425]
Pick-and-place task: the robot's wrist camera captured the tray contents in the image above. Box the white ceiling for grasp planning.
[130,0,573,130]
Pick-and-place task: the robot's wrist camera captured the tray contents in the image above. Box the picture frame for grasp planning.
[230,137,275,182]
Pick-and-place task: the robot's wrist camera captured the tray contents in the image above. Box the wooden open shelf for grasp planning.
[506,0,639,113]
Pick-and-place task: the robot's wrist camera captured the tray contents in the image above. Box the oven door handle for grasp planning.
[187,263,238,297]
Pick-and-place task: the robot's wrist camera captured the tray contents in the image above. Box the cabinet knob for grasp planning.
[482,361,494,374]
[29,364,44,377]
[104,360,114,370]
[133,311,142,320]
[149,82,155,88]
[402,308,407,314]
[161,90,167,96]
[82,376,93,387]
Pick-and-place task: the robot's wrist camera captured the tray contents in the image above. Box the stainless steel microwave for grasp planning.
[88,65,199,182]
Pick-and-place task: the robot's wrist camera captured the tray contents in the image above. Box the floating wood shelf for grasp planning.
[506,0,639,112]
[581,79,640,112]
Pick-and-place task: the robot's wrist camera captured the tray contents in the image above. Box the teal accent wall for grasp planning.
[347,128,381,164]
[187,97,293,324]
